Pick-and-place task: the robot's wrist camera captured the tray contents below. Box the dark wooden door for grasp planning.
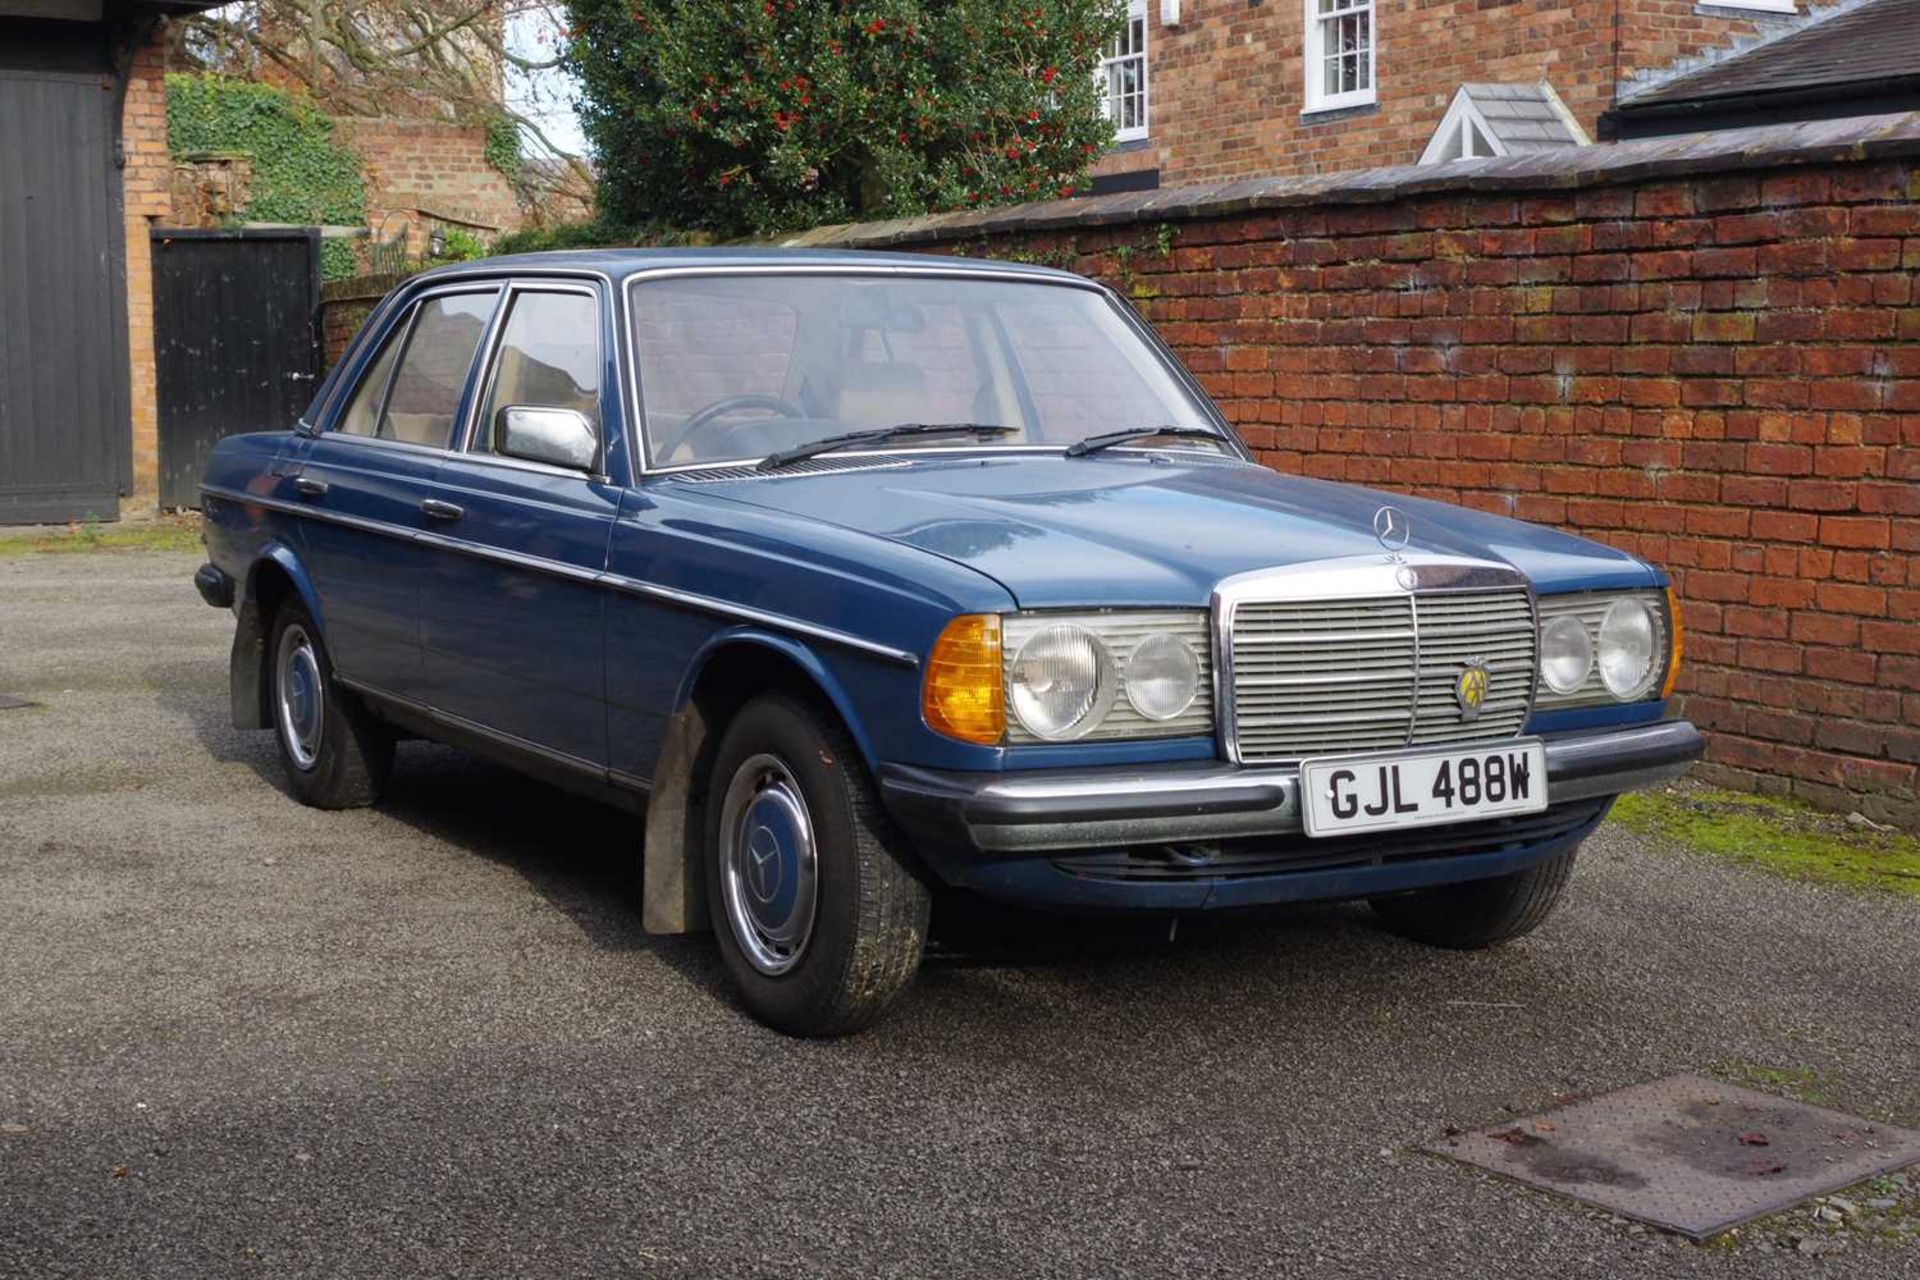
[0,61,129,524]
[152,229,321,509]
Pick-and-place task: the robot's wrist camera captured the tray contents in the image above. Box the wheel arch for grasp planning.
[641,630,884,936]
[230,544,327,731]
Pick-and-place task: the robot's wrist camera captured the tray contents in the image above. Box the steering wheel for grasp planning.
[654,393,806,464]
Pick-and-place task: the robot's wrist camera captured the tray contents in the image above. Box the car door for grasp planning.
[416,280,622,769]
[293,285,501,697]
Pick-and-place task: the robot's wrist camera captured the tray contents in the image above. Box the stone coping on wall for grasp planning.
[321,272,410,305]
[775,110,1920,249]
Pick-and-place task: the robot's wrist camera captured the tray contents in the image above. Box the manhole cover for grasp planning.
[1430,1074,1920,1240]
[0,693,36,711]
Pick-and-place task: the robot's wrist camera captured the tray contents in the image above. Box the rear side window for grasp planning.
[335,322,404,439]
[380,293,498,447]
[334,290,498,446]
[473,290,602,454]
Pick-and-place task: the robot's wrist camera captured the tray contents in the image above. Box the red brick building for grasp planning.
[1091,0,1817,191]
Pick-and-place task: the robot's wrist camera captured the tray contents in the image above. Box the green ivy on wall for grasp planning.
[483,114,524,187]
[165,74,368,280]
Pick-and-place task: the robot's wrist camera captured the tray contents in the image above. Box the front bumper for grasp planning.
[878,720,1702,912]
[880,720,1702,855]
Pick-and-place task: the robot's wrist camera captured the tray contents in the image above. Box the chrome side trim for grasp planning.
[338,674,648,792]
[198,483,919,668]
[411,528,604,586]
[596,572,920,668]
[201,484,406,542]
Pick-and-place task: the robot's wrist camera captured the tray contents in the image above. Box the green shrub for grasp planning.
[165,74,368,279]
[565,0,1123,238]
[430,227,490,263]
[491,218,678,255]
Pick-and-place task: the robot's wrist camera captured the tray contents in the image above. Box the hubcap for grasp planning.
[275,623,324,772]
[718,753,818,976]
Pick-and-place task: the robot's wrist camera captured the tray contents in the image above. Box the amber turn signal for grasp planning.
[923,614,1005,745]
[1661,585,1685,700]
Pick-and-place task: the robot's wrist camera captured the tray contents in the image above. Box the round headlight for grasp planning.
[1598,598,1658,699]
[1540,614,1594,694]
[1125,633,1200,721]
[1009,625,1113,740]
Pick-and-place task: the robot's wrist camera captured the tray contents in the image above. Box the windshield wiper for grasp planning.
[757,422,1017,471]
[1063,425,1228,457]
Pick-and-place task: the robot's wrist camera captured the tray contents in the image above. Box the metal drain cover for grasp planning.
[0,693,36,711]
[1430,1074,1920,1240]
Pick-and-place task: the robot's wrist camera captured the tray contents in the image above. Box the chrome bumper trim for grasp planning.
[879,720,1703,854]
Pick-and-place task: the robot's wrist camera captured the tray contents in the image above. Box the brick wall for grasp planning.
[318,274,407,371]
[341,116,525,251]
[801,114,1920,824]
[121,34,175,515]
[1098,0,1804,188]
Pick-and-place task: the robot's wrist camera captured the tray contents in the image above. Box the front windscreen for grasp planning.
[628,273,1224,467]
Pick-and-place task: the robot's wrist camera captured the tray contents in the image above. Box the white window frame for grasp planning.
[1099,0,1150,142]
[1303,0,1377,115]
[1701,0,1795,12]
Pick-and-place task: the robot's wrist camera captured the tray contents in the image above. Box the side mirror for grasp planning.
[496,406,597,472]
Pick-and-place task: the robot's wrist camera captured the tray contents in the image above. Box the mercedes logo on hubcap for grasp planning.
[745,825,783,902]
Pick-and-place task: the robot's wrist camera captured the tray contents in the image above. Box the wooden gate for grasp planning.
[152,229,322,510]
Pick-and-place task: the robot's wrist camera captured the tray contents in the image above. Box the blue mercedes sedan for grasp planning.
[196,249,1702,1035]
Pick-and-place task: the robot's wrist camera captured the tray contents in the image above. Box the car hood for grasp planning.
[674,453,1657,608]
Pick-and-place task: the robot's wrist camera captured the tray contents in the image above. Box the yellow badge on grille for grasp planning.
[1455,662,1490,721]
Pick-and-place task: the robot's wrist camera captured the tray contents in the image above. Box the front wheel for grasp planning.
[1369,848,1577,949]
[704,694,929,1036]
[268,599,393,809]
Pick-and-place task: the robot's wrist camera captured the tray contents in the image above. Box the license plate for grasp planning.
[1299,740,1548,837]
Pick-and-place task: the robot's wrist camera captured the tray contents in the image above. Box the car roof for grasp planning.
[410,246,1090,286]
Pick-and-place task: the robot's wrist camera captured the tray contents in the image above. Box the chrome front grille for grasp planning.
[1224,575,1536,764]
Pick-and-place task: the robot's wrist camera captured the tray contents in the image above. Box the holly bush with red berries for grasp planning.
[566,0,1123,236]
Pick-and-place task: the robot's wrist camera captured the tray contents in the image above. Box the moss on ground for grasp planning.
[1613,785,1920,900]
[0,517,202,557]
[1709,1062,1837,1106]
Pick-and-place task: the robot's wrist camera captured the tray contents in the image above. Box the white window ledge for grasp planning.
[1302,92,1378,117]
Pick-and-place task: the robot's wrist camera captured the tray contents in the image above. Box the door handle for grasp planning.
[420,498,465,521]
[294,477,329,498]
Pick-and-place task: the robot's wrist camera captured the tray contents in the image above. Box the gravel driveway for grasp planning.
[2,550,1916,1279]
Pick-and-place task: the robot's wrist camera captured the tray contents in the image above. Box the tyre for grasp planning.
[703,693,929,1036]
[268,598,394,809]
[1369,848,1577,949]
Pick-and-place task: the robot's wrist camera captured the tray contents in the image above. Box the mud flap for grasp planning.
[230,599,269,731]
[642,699,714,935]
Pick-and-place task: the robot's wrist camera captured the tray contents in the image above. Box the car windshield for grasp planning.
[629,273,1224,468]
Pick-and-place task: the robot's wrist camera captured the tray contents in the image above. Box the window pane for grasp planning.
[379,292,497,448]
[1311,0,1372,103]
[475,291,601,454]
[335,321,405,438]
[634,286,798,422]
[631,275,1217,466]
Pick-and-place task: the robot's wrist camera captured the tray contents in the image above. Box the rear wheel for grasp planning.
[268,599,393,809]
[1369,848,1577,949]
[704,694,928,1036]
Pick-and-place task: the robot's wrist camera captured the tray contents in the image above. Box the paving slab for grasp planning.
[1431,1073,1920,1240]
